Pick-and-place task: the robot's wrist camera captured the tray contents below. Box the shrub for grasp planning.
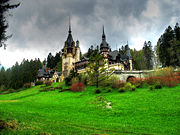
[0,119,18,131]
[71,77,79,85]
[35,80,43,86]
[176,76,180,83]
[70,83,85,92]
[45,80,52,86]
[0,85,6,92]
[131,85,136,91]
[65,76,72,86]
[145,76,159,85]
[106,88,112,93]
[119,87,125,92]
[112,80,125,89]
[162,77,178,87]
[65,69,79,86]
[136,83,142,88]
[149,86,153,91]
[130,78,145,87]
[23,83,31,88]
[154,83,162,89]
[95,89,101,94]
[79,74,88,86]
[54,86,62,90]
[8,89,15,93]
[39,87,55,92]
[124,82,132,90]
[152,67,174,77]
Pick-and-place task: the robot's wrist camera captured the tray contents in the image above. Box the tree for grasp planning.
[86,52,113,88]
[53,58,62,72]
[143,41,153,69]
[47,52,61,69]
[0,0,20,49]
[130,49,146,70]
[156,23,180,67]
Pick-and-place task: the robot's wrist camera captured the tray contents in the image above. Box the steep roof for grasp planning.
[65,20,74,47]
[100,26,109,49]
[109,50,119,60]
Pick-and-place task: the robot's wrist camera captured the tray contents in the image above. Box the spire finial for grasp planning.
[69,15,71,33]
[102,25,106,40]
[103,25,105,35]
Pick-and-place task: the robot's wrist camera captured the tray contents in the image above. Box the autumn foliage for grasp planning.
[70,83,85,92]
[129,71,180,88]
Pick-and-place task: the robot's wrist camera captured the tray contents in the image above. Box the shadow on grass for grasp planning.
[12,92,40,100]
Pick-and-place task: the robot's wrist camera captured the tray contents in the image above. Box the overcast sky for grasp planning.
[0,0,179,68]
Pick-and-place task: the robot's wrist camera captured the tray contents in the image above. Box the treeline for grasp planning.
[131,23,180,70]
[0,51,62,90]
[0,59,42,90]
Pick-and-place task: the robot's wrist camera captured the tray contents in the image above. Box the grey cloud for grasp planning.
[6,0,180,54]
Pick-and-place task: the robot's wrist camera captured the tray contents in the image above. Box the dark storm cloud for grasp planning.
[7,0,180,53]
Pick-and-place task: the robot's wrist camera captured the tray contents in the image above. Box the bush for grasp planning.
[35,80,43,86]
[0,119,18,131]
[136,83,142,88]
[149,86,153,91]
[8,89,15,93]
[124,82,132,90]
[0,85,6,92]
[23,83,31,88]
[131,85,136,91]
[154,83,162,89]
[78,74,88,86]
[119,87,126,92]
[106,88,112,93]
[65,69,79,86]
[70,83,85,92]
[122,82,136,91]
[162,77,178,87]
[152,67,174,77]
[39,87,55,92]
[112,80,125,89]
[145,76,160,85]
[54,86,62,90]
[45,80,52,86]
[95,89,101,94]
[129,78,145,87]
[71,77,79,85]
[65,76,72,86]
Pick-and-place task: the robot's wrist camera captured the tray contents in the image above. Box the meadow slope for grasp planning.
[0,83,180,135]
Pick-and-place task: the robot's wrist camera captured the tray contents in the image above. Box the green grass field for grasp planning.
[0,83,180,135]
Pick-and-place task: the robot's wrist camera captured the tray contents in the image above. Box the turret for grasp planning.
[75,40,80,61]
[100,25,109,59]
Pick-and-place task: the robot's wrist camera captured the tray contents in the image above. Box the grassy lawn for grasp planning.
[0,83,180,135]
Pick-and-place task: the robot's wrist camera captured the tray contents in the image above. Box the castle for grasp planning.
[61,24,133,80]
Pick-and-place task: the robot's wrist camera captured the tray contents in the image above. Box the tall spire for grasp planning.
[100,25,109,50]
[69,15,71,33]
[102,25,106,40]
[66,15,74,47]
[103,25,105,35]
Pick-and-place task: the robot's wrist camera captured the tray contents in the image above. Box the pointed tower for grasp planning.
[62,18,77,78]
[100,25,109,59]
[75,40,80,62]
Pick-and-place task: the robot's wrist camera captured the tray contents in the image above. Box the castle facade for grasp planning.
[61,24,133,80]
